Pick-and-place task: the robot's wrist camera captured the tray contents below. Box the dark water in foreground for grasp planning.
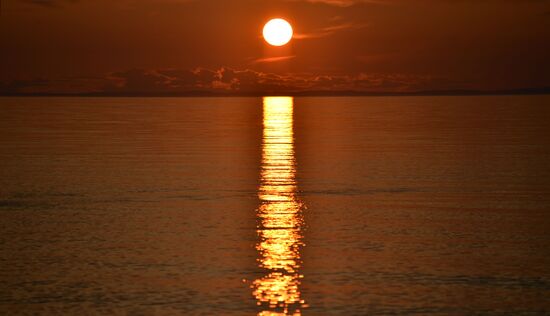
[1,96,549,315]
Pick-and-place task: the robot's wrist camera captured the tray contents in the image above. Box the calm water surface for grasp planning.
[1,96,549,315]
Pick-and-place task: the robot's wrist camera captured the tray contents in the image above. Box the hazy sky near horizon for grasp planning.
[1,0,549,94]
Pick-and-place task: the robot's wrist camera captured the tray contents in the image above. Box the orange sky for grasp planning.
[1,0,549,94]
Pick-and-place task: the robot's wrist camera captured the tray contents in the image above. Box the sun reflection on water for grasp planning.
[253,97,306,315]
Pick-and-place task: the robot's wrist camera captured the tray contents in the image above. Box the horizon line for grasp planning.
[1,88,549,98]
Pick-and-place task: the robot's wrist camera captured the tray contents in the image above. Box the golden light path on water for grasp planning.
[253,97,307,316]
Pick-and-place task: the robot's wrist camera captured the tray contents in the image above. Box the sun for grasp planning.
[263,19,293,46]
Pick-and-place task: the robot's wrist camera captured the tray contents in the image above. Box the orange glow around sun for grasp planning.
[263,19,293,46]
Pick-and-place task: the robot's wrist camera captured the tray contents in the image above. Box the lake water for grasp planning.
[1,96,549,315]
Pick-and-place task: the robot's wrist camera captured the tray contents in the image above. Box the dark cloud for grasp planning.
[0,67,463,95]
[105,68,294,94]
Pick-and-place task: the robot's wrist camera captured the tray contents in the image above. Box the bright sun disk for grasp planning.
[263,19,293,46]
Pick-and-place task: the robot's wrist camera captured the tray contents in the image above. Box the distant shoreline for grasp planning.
[1,88,549,98]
